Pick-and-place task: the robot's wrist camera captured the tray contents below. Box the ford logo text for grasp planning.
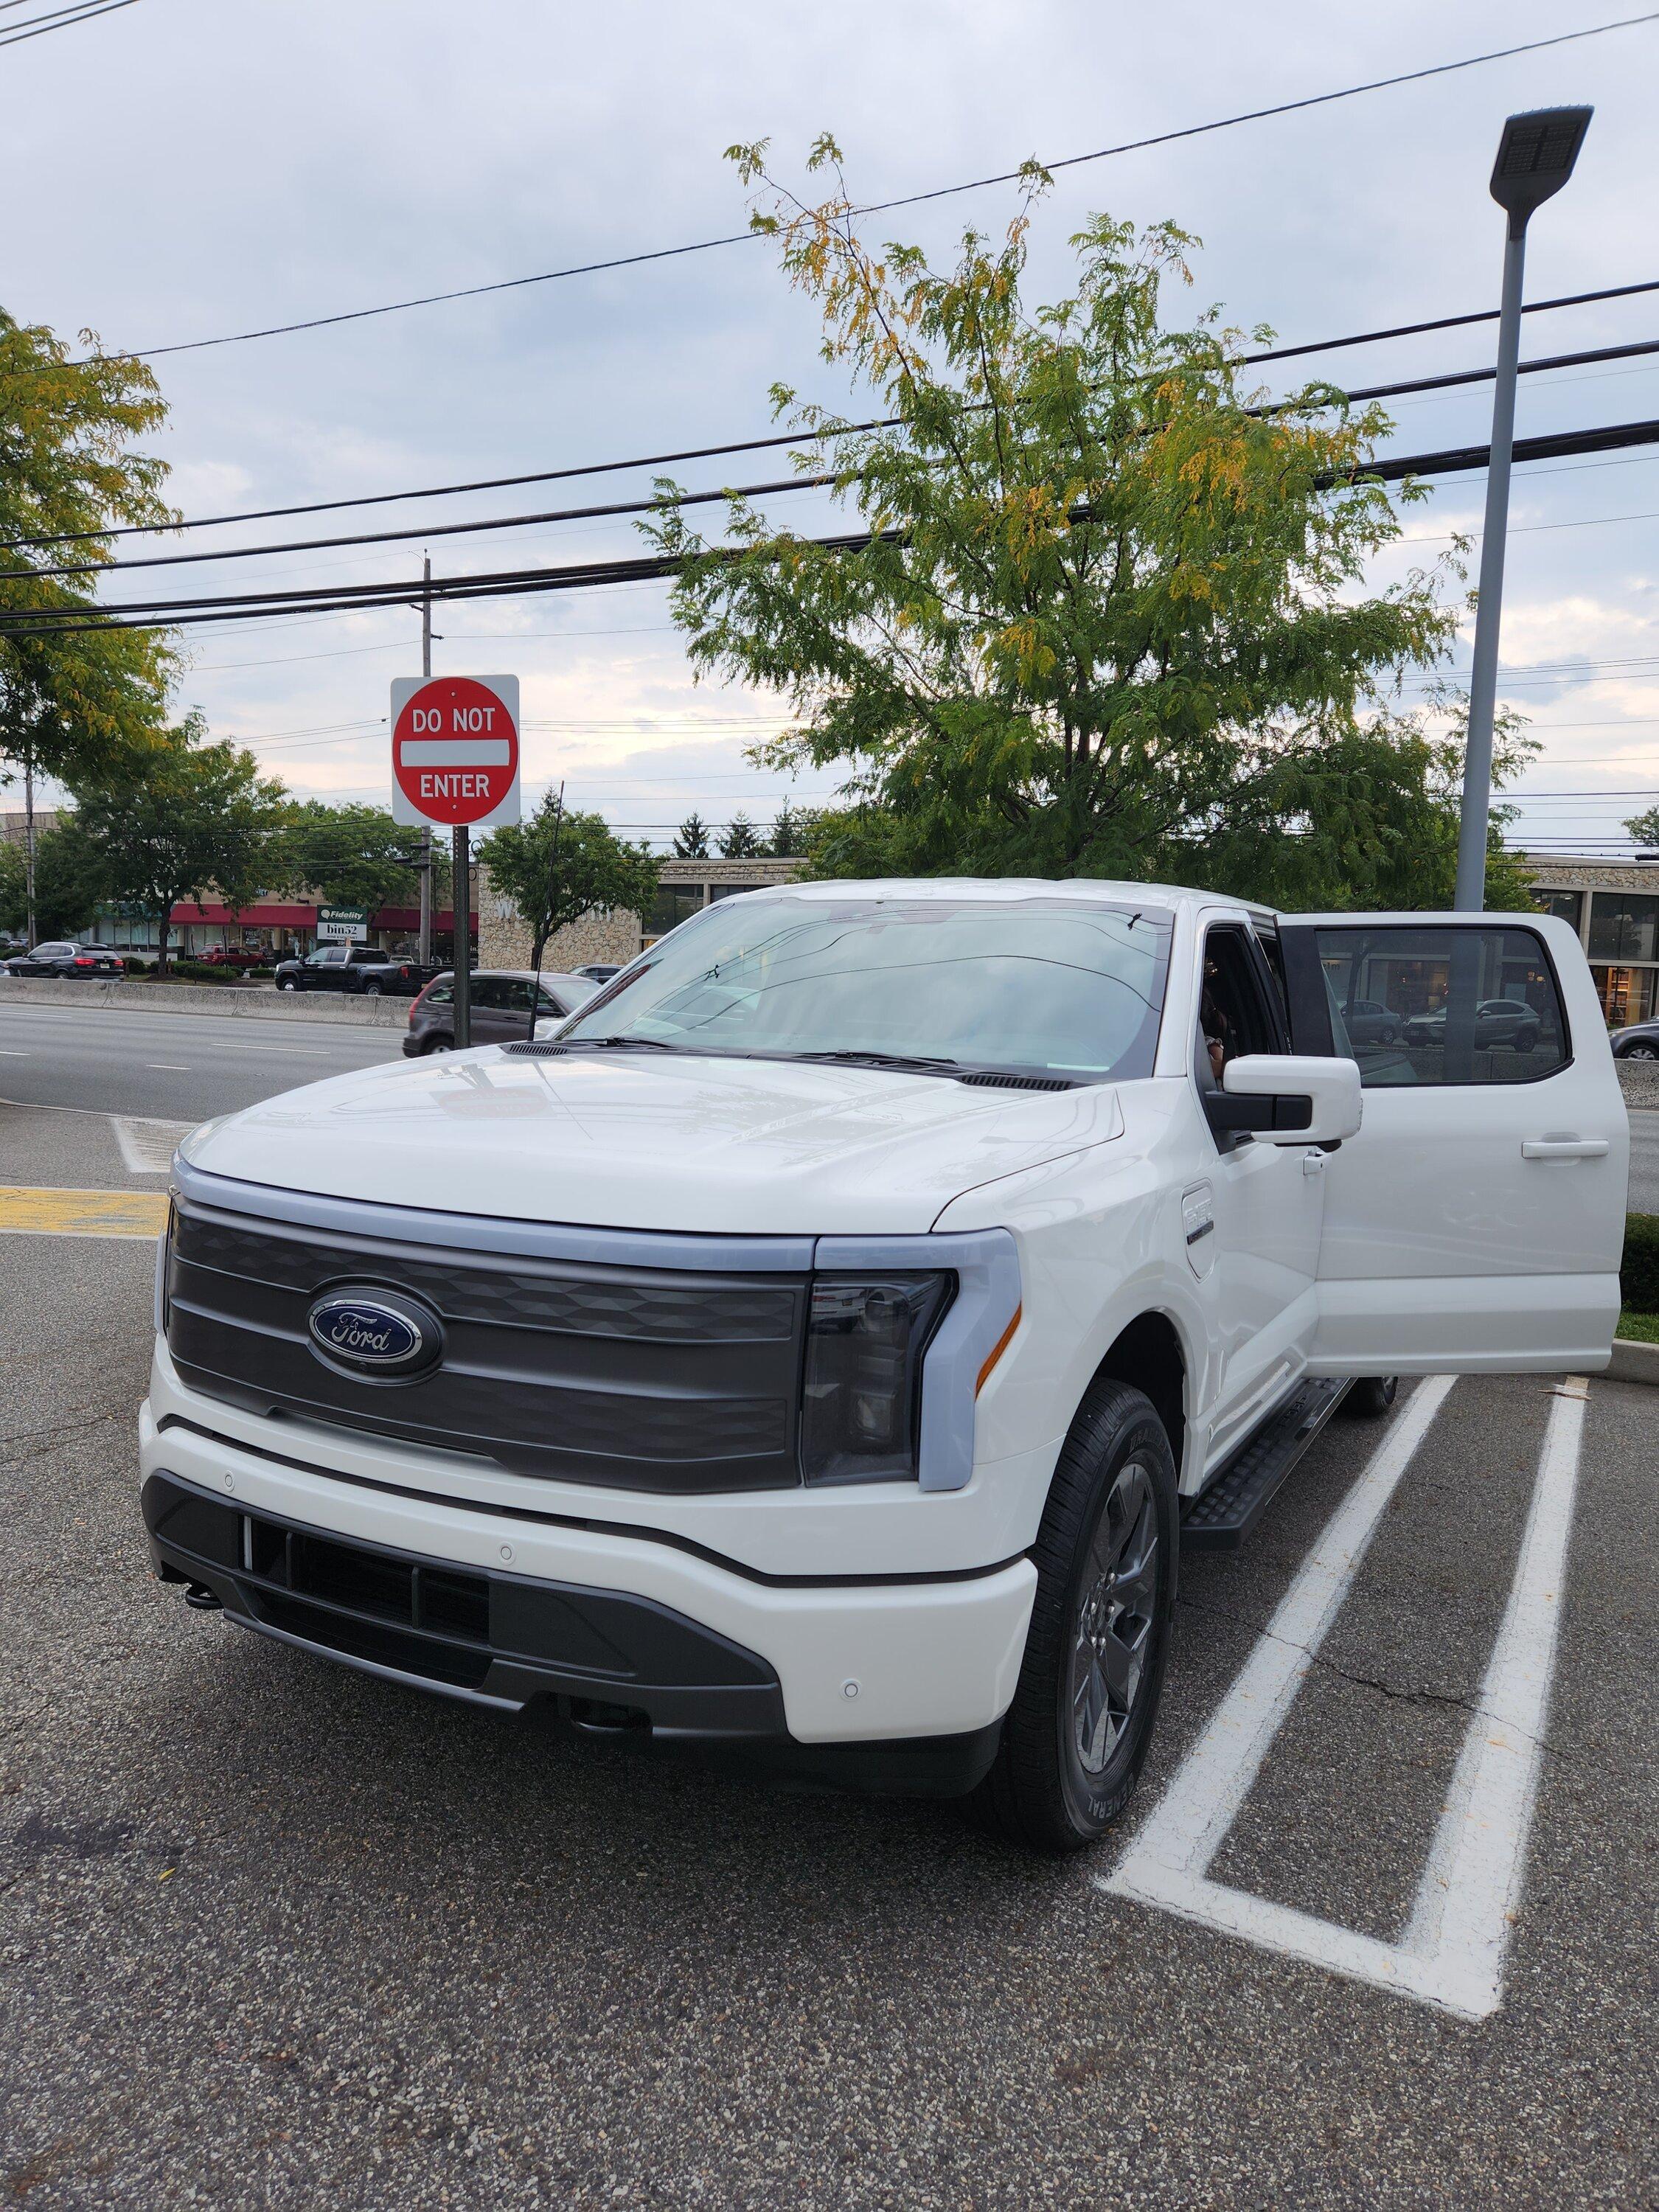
[305,1289,442,1380]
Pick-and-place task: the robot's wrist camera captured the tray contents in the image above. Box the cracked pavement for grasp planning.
[1,1096,1657,2208]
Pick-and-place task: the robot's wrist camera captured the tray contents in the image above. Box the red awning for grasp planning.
[170,902,478,928]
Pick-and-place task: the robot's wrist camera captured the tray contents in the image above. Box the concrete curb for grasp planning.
[1607,1336,1659,1385]
[0,977,406,1028]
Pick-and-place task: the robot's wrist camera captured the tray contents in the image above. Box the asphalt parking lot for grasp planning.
[1,1093,1656,2210]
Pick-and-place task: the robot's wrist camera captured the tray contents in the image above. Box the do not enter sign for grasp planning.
[390,675,521,827]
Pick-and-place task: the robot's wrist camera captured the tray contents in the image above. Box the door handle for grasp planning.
[1520,1138,1609,1161]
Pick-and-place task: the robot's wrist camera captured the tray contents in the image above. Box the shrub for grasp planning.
[1622,1213,1659,1313]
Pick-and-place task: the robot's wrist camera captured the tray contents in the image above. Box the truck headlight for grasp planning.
[799,1273,953,1485]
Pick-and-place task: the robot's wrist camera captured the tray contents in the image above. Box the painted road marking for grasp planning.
[0,1048,30,1055]
[111,1116,194,1175]
[1105,1374,1589,2022]
[0,1185,170,1238]
[145,1062,189,1071]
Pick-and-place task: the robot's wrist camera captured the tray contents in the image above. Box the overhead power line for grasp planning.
[7,414,1659,641]
[35,10,1659,367]
[0,0,135,47]
[10,290,1659,557]
[20,333,1659,582]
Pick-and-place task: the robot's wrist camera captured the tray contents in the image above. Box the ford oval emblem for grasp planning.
[306,1287,442,1380]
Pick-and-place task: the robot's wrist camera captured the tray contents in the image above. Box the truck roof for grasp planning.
[734,877,1273,921]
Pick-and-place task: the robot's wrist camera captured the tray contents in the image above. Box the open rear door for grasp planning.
[1277,911,1628,1374]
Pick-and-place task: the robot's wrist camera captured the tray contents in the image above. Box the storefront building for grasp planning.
[94,897,477,960]
[1523,855,1659,1028]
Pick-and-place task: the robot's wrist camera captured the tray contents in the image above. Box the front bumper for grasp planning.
[139,1397,1037,1775]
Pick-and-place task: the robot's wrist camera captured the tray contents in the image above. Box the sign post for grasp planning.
[391,674,520,1048]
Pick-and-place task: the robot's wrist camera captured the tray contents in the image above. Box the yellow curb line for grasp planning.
[0,1185,170,1239]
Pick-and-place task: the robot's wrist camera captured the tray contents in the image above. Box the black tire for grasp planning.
[424,1035,453,1053]
[1514,1031,1537,1055]
[973,1380,1178,1853]
[1620,1042,1658,1062]
[1378,1025,1396,1045]
[276,975,297,992]
[364,981,383,997]
[1340,1375,1399,1418]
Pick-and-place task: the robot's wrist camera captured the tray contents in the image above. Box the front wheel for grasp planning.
[1620,1041,1658,1061]
[276,976,297,992]
[973,1380,1178,1852]
[1378,1025,1397,1045]
[1514,1031,1537,1055]
[1341,1375,1399,1417]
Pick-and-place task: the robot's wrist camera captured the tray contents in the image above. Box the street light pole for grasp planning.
[417,554,433,964]
[1454,106,1592,911]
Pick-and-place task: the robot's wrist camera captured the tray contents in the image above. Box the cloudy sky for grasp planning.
[7,0,1659,855]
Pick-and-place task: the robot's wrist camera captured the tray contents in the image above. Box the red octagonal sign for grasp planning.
[390,674,521,828]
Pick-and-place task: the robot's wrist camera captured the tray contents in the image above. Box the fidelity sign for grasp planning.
[390,675,521,828]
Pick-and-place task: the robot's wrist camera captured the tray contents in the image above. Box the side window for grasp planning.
[1197,925,1284,1088]
[424,982,453,1006]
[501,978,537,1014]
[1313,925,1569,1087]
[469,976,509,1012]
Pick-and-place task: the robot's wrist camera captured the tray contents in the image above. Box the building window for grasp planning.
[1592,965,1658,1028]
[647,885,706,938]
[1531,888,1583,931]
[1587,891,1659,963]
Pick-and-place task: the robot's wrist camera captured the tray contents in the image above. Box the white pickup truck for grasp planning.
[140,880,1628,1849]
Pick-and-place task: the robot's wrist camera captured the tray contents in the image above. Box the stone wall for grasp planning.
[476,864,642,973]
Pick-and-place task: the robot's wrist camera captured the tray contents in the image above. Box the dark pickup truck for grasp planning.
[273,945,439,998]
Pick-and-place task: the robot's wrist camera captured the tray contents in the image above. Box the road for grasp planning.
[0,995,405,1120]
[0,1082,1655,2207]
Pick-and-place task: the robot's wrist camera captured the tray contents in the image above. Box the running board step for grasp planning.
[1181,1378,1352,1551]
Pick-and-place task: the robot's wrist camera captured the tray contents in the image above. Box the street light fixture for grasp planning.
[1453,106,1593,912]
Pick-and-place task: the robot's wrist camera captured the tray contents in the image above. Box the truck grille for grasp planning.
[165,1197,808,1492]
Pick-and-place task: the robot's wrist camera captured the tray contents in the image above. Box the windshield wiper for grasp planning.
[787,1048,961,1076]
[562,1034,681,1051]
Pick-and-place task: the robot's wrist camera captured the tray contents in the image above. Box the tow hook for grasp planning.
[182,1582,223,1612]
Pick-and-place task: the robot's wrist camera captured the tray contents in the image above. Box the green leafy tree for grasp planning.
[0,812,111,939]
[766,801,817,857]
[479,796,659,1031]
[718,810,762,858]
[1624,802,1659,849]
[0,310,176,943]
[647,139,1518,909]
[673,810,711,858]
[278,799,449,914]
[72,720,289,971]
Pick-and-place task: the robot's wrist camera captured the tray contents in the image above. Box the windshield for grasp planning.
[558,895,1169,1081]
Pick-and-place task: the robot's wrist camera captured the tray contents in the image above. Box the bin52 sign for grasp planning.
[390,675,521,828]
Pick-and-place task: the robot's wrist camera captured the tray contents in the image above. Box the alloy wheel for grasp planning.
[1070,1459,1160,1776]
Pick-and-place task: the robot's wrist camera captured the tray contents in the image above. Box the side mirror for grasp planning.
[1210,1054,1363,1146]
[532,1016,561,1041]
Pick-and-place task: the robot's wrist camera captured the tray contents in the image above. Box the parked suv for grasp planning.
[1610,1018,1659,1060]
[1402,997,1541,1052]
[274,945,435,997]
[4,941,124,978]
[139,888,1625,1851]
[403,968,598,1053]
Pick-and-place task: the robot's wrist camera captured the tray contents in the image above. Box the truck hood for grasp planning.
[179,1047,1125,1236]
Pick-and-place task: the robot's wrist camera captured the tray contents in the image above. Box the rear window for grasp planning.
[1314,925,1570,1086]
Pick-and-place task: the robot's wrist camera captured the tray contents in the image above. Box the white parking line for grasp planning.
[1103,1374,1588,2023]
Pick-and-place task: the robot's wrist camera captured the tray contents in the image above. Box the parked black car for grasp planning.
[3,940,124,978]
[403,969,599,1054]
[1611,1018,1659,1061]
[574,963,623,984]
[274,945,437,998]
